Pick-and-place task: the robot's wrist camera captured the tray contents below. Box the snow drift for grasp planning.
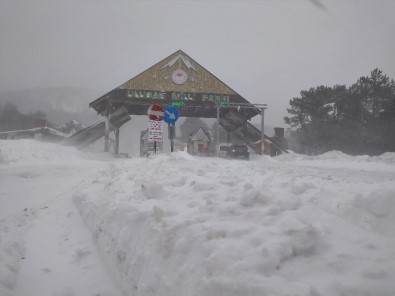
[1,140,395,296]
[73,151,395,295]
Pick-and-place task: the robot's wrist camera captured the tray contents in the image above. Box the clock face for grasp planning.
[172,69,188,85]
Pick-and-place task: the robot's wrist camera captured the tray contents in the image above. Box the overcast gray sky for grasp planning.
[1,0,394,126]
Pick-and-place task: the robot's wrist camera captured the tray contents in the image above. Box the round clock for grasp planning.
[172,69,188,85]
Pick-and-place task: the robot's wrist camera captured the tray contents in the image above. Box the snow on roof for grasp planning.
[189,127,211,142]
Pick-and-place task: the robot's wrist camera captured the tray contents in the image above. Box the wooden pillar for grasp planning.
[104,116,110,152]
[115,128,120,156]
[260,107,265,155]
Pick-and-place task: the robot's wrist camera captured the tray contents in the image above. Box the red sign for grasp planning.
[147,104,164,121]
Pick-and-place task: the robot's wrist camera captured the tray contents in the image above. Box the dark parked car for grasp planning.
[227,144,249,160]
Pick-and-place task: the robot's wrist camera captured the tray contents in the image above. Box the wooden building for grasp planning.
[87,50,287,155]
[187,127,211,156]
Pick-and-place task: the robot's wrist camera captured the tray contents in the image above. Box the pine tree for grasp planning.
[350,69,395,154]
[284,69,395,155]
[284,85,341,153]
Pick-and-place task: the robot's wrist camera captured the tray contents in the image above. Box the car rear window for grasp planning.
[232,145,248,151]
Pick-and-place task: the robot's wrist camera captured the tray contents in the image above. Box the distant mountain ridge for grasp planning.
[0,87,104,125]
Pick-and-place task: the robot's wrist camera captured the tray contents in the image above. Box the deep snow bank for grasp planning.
[73,151,395,296]
[0,139,121,296]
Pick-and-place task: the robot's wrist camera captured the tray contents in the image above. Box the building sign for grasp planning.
[125,89,230,104]
[172,101,185,107]
[201,94,230,104]
[171,69,188,85]
[127,90,166,100]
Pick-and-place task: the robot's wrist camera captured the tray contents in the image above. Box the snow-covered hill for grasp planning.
[1,140,394,296]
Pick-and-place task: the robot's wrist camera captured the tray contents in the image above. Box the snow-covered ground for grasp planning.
[1,139,395,296]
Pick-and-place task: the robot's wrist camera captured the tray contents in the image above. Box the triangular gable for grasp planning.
[119,50,237,95]
[190,127,210,142]
[90,50,260,120]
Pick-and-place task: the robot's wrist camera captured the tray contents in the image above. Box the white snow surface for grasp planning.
[1,140,395,296]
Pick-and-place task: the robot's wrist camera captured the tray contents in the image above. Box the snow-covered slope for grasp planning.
[1,140,395,296]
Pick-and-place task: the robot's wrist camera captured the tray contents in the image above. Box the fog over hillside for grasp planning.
[0,87,277,136]
[0,87,104,125]
[0,87,274,122]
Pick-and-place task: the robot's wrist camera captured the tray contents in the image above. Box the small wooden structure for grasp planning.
[257,127,288,156]
[187,127,211,156]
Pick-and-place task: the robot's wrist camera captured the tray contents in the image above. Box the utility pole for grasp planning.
[104,115,110,152]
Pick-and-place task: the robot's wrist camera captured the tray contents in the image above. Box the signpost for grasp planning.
[148,120,163,141]
[163,106,179,124]
[163,106,180,152]
[147,104,164,121]
[147,105,164,154]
